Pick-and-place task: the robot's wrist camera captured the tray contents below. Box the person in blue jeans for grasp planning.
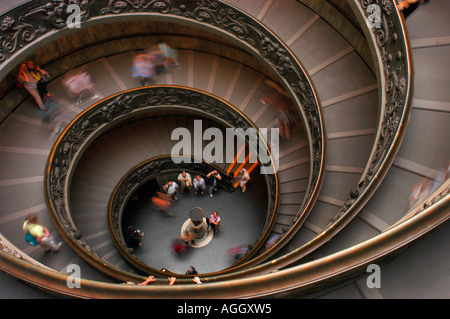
[207,211,221,234]
[206,170,222,197]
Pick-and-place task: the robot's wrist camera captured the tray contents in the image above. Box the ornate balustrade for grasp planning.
[1,180,447,297]
[0,0,324,259]
[107,155,266,276]
[45,85,279,281]
[1,0,324,268]
[0,0,445,299]
[255,0,417,266]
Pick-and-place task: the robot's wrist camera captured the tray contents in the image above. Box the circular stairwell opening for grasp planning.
[120,165,268,275]
[61,85,285,279]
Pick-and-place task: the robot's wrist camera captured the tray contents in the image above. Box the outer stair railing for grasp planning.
[1,0,444,298]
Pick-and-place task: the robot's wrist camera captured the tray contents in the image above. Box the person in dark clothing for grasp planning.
[128,226,144,248]
[185,265,198,275]
[206,170,222,197]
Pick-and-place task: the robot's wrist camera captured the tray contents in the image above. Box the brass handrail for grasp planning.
[0,0,325,259]
[1,183,447,298]
[107,153,271,277]
[44,85,280,283]
[0,0,434,299]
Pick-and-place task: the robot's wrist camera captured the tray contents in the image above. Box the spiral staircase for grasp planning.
[0,0,448,299]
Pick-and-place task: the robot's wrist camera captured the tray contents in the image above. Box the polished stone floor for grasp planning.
[121,170,269,275]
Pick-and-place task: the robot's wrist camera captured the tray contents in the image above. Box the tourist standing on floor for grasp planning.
[193,175,206,195]
[128,226,144,248]
[177,170,192,193]
[206,169,222,197]
[237,168,250,192]
[207,211,221,234]
[163,180,178,200]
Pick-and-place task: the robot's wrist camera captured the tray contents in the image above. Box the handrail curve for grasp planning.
[107,153,276,277]
[45,85,280,282]
[0,0,440,299]
[0,0,324,261]
[1,182,447,298]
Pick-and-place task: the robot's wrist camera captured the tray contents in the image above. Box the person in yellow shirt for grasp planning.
[26,61,52,100]
[23,213,62,252]
[17,63,45,110]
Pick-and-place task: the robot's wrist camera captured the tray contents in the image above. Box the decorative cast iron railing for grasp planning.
[0,0,444,299]
[258,0,417,266]
[107,155,268,276]
[1,180,447,297]
[45,85,279,280]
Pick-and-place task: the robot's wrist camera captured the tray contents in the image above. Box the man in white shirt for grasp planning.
[163,181,178,200]
[193,175,206,195]
[177,170,192,193]
[237,168,250,192]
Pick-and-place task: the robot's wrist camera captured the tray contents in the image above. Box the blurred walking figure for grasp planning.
[132,51,155,86]
[408,162,449,209]
[22,213,62,252]
[273,110,298,140]
[62,70,97,105]
[265,234,279,250]
[409,177,430,208]
[227,243,248,260]
[171,236,190,254]
[41,99,67,138]
[158,41,180,69]
[147,45,167,76]
[260,79,291,112]
[397,0,430,19]
[151,191,175,216]
[17,63,46,110]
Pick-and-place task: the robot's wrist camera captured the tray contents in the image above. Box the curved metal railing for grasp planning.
[0,0,441,299]
[0,0,325,260]
[44,85,280,282]
[107,155,268,277]
[1,180,447,297]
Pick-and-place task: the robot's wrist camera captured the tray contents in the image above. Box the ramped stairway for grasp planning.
[0,0,448,298]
